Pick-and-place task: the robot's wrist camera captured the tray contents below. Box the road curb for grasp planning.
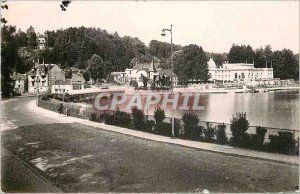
[83,122,299,167]
[32,100,299,167]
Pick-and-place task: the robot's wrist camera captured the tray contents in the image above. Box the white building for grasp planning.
[37,37,46,50]
[110,58,178,87]
[28,63,51,94]
[51,73,86,94]
[11,73,26,94]
[207,57,273,83]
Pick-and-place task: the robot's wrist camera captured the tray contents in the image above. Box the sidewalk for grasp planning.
[28,100,299,166]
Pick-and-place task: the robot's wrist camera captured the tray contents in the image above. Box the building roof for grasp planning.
[28,63,57,74]
[132,59,160,71]
[223,63,255,70]
[208,57,217,69]
[159,69,177,77]
[11,73,26,80]
[136,68,149,73]
[71,73,85,83]
[54,80,71,85]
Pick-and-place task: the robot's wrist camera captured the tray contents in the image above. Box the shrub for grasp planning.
[268,131,296,154]
[204,122,216,143]
[114,110,132,128]
[129,80,138,88]
[154,107,165,124]
[104,113,114,125]
[230,112,250,147]
[131,108,146,131]
[278,131,296,154]
[174,118,181,138]
[90,112,97,121]
[146,120,155,132]
[251,126,267,150]
[182,113,201,140]
[156,122,172,136]
[216,124,228,144]
[103,110,132,128]
[268,134,280,152]
[154,118,181,137]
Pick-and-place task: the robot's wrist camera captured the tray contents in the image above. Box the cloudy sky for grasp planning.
[3,1,299,53]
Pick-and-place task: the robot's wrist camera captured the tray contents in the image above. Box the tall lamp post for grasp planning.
[30,59,40,106]
[161,24,175,138]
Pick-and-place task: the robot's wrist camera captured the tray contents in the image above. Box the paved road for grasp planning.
[1,148,61,193]
[1,97,299,193]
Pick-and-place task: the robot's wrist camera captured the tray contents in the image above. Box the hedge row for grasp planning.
[39,98,299,155]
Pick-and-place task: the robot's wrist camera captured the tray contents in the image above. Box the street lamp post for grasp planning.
[31,59,40,106]
[161,24,175,138]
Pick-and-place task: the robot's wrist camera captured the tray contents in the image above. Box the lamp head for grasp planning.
[161,29,166,36]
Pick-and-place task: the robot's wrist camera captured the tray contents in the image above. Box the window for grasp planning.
[235,73,238,79]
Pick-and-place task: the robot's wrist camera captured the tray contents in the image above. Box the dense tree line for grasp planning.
[149,40,182,59]
[12,26,154,74]
[2,24,298,98]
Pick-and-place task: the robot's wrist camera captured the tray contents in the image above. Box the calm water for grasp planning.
[88,89,299,130]
[168,89,299,130]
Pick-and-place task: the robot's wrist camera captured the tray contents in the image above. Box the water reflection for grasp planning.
[87,89,299,130]
[169,90,299,129]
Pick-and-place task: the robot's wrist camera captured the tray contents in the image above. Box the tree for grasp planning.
[230,112,250,147]
[87,54,104,82]
[149,40,182,59]
[60,0,71,11]
[141,74,148,88]
[1,25,20,97]
[254,47,265,68]
[154,107,165,124]
[212,53,228,67]
[83,71,90,82]
[26,26,37,48]
[182,113,201,140]
[228,44,255,63]
[173,44,208,83]
[272,49,298,80]
[15,29,28,47]
[1,0,8,24]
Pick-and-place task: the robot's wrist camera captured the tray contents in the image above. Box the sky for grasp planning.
[2,1,299,53]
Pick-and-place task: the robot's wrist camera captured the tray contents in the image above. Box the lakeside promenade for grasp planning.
[1,97,299,192]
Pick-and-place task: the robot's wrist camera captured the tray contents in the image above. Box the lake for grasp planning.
[167,89,299,130]
[88,89,299,130]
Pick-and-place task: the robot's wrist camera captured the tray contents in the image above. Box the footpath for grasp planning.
[28,100,299,166]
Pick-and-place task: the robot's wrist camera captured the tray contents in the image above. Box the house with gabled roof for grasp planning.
[12,72,27,94]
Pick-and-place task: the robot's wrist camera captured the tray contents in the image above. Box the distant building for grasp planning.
[37,36,46,50]
[207,57,274,83]
[28,63,51,94]
[28,62,66,94]
[48,64,65,88]
[51,73,86,94]
[110,58,178,87]
[11,73,27,94]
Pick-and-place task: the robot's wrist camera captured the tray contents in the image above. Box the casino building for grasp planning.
[207,57,274,84]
